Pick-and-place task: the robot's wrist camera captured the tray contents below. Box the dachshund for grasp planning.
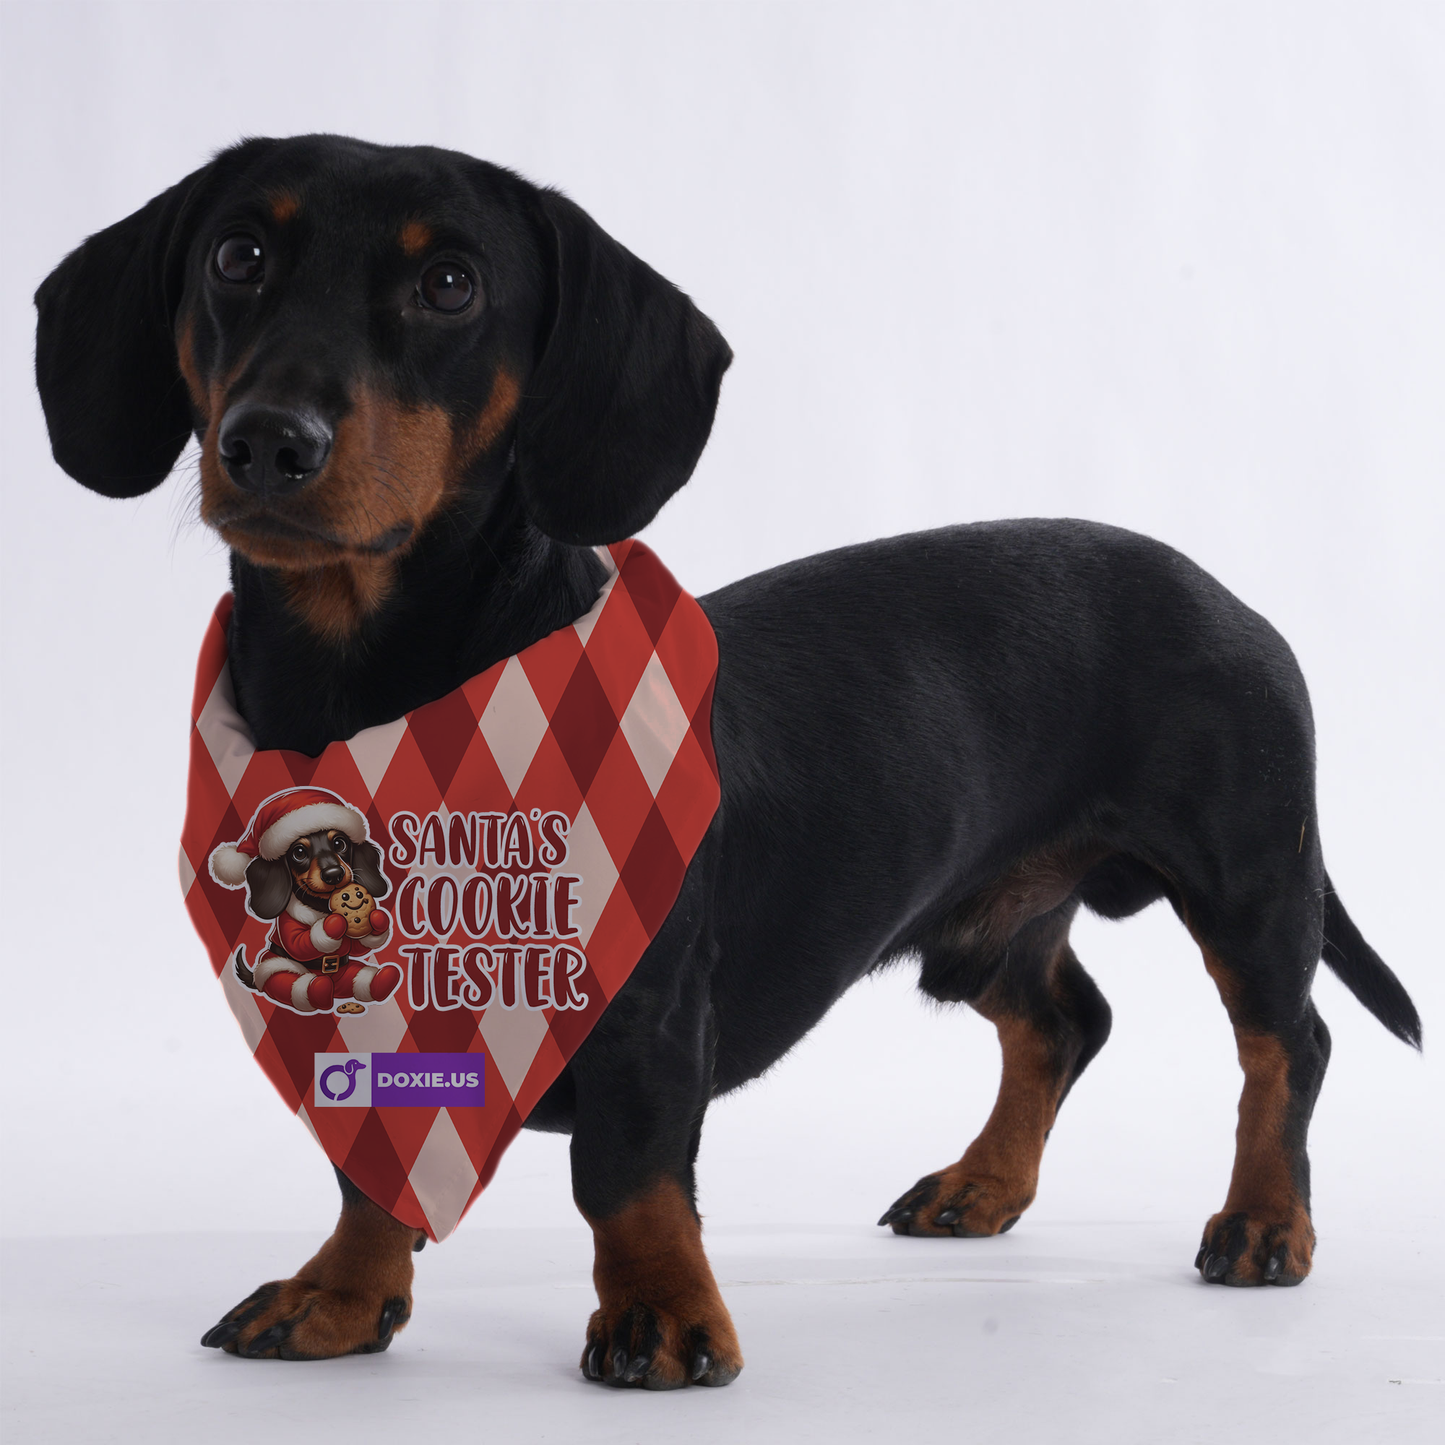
[228,814,397,1016]
[34,133,1420,1389]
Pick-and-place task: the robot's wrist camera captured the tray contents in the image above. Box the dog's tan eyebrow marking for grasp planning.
[400,220,433,256]
[269,191,301,224]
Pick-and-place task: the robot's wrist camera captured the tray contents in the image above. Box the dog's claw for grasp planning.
[623,1353,650,1383]
[934,1208,960,1226]
[377,1296,408,1340]
[691,1349,712,1381]
[584,1344,603,1380]
[1195,1244,1209,1269]
[1204,1253,1230,1282]
[610,1346,628,1382]
[241,1322,290,1357]
[999,1214,1020,1234]
[1264,1250,1284,1283]
[200,1319,241,1349]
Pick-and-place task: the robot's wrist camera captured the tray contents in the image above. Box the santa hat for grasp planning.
[210,787,367,887]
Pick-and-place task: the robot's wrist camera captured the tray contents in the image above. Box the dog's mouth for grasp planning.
[214,508,414,567]
[191,381,463,592]
[295,870,350,906]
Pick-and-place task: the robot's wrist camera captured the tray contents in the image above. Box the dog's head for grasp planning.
[34,135,731,633]
[243,825,389,920]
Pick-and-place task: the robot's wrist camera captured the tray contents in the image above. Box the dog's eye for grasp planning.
[215,235,265,285]
[290,842,308,862]
[333,835,347,853]
[418,262,475,313]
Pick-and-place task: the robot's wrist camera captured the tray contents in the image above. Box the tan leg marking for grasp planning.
[202,1190,424,1359]
[1197,949,1314,1285]
[886,1008,1062,1237]
[580,1177,742,1388]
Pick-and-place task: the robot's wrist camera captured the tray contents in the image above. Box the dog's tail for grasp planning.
[1321,876,1420,1048]
[233,946,257,992]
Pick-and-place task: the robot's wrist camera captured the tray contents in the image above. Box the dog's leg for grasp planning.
[1192,905,1329,1286]
[579,1175,741,1390]
[881,902,1111,1237]
[200,1167,424,1359]
[568,899,742,1389]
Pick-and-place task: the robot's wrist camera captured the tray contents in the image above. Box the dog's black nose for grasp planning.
[320,864,345,886]
[218,404,333,496]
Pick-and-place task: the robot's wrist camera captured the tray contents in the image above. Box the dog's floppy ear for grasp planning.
[243,856,294,920]
[350,840,390,899]
[515,190,733,545]
[33,141,274,498]
[34,169,208,497]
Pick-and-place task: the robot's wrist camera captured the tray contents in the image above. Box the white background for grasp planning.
[2,3,1442,1439]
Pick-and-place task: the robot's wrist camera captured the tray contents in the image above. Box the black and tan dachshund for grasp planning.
[35,134,1420,1389]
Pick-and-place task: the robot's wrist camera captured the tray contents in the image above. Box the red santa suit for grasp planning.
[250,893,398,1014]
[209,786,402,1015]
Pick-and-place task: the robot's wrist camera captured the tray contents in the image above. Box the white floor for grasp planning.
[4,1218,1439,1445]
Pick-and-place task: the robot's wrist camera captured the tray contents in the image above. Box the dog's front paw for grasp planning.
[581,1300,742,1390]
[878,1165,1033,1238]
[1195,1207,1314,1286]
[200,1278,411,1360]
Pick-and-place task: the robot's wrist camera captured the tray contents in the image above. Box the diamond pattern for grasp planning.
[550,654,617,795]
[347,715,407,797]
[619,652,691,796]
[196,670,253,797]
[479,656,550,796]
[181,543,719,1240]
[555,803,618,947]
[334,995,410,1055]
[479,1004,551,1097]
[411,1109,481,1240]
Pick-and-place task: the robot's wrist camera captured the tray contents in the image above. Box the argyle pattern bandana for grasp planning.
[180,541,720,1240]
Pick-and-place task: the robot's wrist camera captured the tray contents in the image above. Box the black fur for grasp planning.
[242,857,293,920]
[1321,875,1420,1045]
[36,136,1418,1351]
[34,144,279,497]
[349,840,389,899]
[516,188,735,544]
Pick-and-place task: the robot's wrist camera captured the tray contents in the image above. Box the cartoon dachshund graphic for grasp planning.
[211,787,401,1014]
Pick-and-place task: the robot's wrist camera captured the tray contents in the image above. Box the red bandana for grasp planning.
[180,542,719,1239]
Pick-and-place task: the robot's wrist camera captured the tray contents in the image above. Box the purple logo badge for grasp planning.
[313,1051,484,1108]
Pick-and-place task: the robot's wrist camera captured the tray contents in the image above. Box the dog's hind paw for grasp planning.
[878,1165,1033,1238]
[200,1279,411,1360]
[1195,1207,1314,1287]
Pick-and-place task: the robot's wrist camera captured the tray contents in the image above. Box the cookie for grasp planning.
[330,882,376,938]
